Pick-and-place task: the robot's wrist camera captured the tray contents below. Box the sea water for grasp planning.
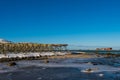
[0,58,120,80]
[0,67,120,80]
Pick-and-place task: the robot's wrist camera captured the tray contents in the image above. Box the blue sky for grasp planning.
[0,0,120,49]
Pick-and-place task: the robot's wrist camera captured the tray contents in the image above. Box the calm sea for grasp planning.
[71,50,120,54]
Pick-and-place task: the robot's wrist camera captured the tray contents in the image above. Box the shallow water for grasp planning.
[0,58,120,80]
[0,67,120,80]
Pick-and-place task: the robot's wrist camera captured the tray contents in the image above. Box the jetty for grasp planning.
[0,39,68,62]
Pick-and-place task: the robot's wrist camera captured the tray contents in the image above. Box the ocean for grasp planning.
[71,50,120,54]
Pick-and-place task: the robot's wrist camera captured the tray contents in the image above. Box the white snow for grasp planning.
[0,38,12,43]
[0,52,68,59]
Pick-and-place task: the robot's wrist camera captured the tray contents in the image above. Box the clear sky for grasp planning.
[0,0,120,49]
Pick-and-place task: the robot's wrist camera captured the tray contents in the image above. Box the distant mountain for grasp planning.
[0,39,12,43]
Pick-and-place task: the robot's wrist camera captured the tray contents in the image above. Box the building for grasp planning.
[0,39,12,43]
[96,48,112,51]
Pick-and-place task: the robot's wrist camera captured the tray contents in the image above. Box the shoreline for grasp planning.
[0,52,120,74]
[0,56,120,73]
[0,51,120,62]
[0,52,99,62]
[48,54,97,58]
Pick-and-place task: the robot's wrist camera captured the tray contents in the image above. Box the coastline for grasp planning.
[0,52,99,62]
[0,53,120,73]
[48,54,98,59]
[0,54,120,80]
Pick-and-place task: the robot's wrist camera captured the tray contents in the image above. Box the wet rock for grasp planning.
[44,60,49,63]
[7,61,17,66]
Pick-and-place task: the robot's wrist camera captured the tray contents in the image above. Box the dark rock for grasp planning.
[7,61,17,66]
[44,60,49,63]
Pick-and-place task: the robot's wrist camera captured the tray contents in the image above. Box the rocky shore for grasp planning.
[0,56,120,80]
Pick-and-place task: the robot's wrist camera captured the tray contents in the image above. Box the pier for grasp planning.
[0,43,68,54]
[0,42,68,62]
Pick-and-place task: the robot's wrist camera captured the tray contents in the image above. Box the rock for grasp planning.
[44,60,49,63]
[7,61,17,66]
